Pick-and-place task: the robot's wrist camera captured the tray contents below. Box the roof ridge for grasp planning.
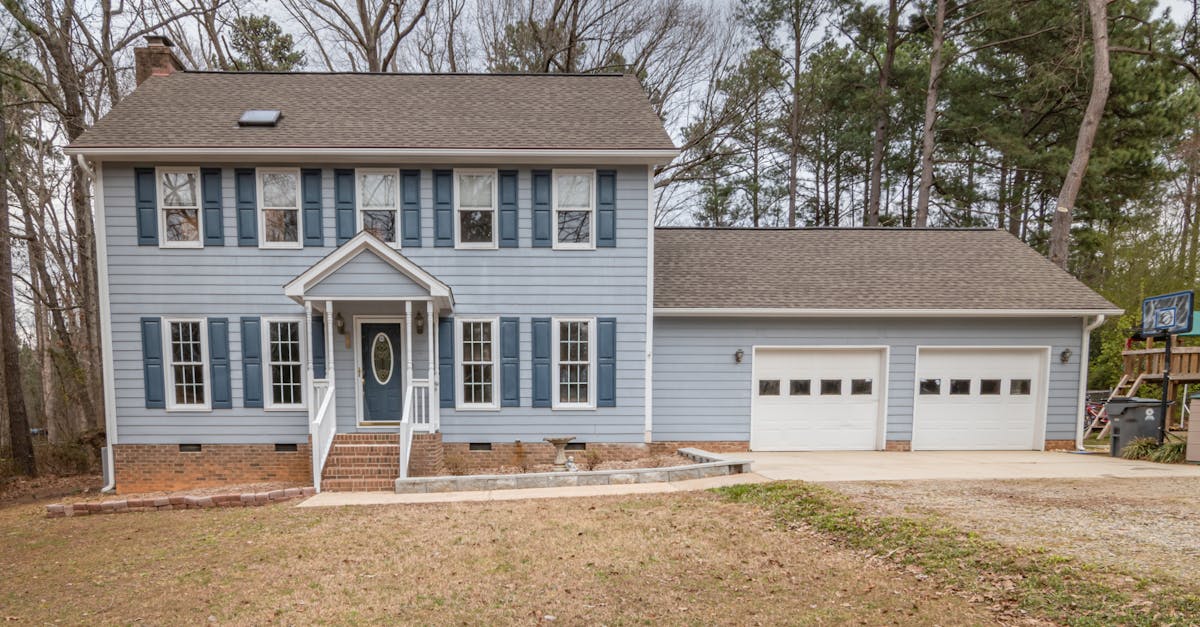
[654,226,1000,232]
[179,70,630,78]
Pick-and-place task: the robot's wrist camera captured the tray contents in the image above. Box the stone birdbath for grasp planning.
[544,436,576,471]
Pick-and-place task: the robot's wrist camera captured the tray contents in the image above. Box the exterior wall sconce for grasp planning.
[734,349,744,364]
[414,309,426,335]
[335,312,346,335]
[1060,348,1072,364]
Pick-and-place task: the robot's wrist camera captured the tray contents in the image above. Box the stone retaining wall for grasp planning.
[46,487,315,518]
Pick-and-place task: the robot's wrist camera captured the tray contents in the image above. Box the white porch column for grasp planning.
[432,306,440,430]
[325,300,335,388]
[405,300,414,389]
[305,300,314,423]
[427,300,435,430]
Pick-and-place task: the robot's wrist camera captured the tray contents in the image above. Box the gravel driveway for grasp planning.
[831,476,1200,587]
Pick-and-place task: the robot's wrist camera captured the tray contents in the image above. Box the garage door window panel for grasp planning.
[1010,379,1032,395]
[851,379,873,395]
[759,380,780,395]
[919,378,942,395]
[980,379,1002,395]
[789,380,811,396]
[820,379,842,395]
[949,379,971,395]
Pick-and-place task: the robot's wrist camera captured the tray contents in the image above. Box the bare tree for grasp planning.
[281,0,431,71]
[1049,0,1111,268]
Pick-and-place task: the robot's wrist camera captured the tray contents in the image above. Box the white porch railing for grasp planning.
[310,379,336,492]
[397,379,431,479]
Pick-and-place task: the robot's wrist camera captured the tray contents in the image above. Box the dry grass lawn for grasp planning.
[0,489,996,625]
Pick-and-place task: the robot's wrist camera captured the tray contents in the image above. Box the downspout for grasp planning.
[1075,314,1106,450]
[77,155,118,493]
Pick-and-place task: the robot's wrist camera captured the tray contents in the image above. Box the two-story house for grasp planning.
[67,37,1120,493]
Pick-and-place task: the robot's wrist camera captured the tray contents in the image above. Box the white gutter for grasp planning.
[62,146,680,166]
[78,156,118,493]
[655,307,1125,318]
[1076,314,1107,450]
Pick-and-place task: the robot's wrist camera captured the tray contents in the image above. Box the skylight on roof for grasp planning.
[238,110,281,127]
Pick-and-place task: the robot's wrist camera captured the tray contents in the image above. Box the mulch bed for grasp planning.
[457,453,691,476]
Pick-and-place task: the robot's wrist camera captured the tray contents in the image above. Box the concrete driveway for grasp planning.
[740,450,1200,482]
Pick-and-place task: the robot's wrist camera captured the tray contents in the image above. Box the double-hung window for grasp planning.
[263,318,306,409]
[454,170,497,249]
[552,170,595,249]
[258,168,301,248]
[163,318,209,411]
[157,167,202,248]
[357,169,400,244]
[553,317,596,409]
[456,318,498,409]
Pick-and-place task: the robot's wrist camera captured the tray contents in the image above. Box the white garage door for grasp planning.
[912,348,1048,450]
[751,348,886,451]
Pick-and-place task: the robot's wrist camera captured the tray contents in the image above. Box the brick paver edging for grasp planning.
[46,487,316,518]
[394,448,753,494]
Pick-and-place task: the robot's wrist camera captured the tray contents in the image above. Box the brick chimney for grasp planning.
[134,35,184,86]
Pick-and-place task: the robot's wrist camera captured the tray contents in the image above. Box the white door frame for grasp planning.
[749,345,891,451]
[911,345,1052,450]
[353,315,406,427]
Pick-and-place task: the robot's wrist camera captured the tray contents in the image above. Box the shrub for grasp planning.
[443,451,469,476]
[1120,437,1159,460]
[583,449,603,471]
[1149,438,1187,464]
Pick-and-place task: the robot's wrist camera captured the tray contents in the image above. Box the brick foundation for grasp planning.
[409,433,445,477]
[1044,439,1076,451]
[113,443,311,493]
[648,440,750,455]
[885,440,912,452]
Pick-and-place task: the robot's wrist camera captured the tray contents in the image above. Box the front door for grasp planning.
[361,322,404,422]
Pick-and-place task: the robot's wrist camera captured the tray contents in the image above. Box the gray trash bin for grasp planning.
[1107,397,1171,456]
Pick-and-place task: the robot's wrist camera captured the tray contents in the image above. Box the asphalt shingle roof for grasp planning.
[70,72,676,151]
[654,228,1120,312]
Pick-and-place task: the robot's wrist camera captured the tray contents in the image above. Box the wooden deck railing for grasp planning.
[1122,346,1200,379]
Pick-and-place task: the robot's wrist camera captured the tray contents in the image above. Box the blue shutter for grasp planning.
[438,317,455,408]
[201,168,224,246]
[500,317,520,407]
[140,317,165,408]
[134,168,158,246]
[208,318,232,409]
[597,317,617,407]
[241,317,263,408]
[532,317,551,407]
[312,316,326,379]
[532,170,552,247]
[401,169,422,247]
[434,169,453,247]
[499,170,519,248]
[596,170,616,247]
[335,169,356,244]
[235,168,257,246]
[302,168,323,247]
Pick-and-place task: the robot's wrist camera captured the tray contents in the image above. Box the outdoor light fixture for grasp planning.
[734,349,744,364]
[1060,348,1072,364]
[414,309,426,335]
[335,312,346,335]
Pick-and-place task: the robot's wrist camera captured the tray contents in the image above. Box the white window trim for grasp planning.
[257,167,303,250]
[262,316,308,411]
[551,169,597,250]
[455,317,500,410]
[162,317,211,412]
[453,168,499,250]
[552,316,597,410]
[155,166,204,249]
[355,167,402,246]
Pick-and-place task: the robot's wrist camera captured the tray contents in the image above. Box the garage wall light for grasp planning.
[1060,348,1072,364]
[734,349,744,364]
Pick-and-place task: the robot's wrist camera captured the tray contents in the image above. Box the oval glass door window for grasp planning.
[371,333,393,385]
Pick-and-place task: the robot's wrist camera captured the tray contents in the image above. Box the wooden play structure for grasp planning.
[1085,335,1199,438]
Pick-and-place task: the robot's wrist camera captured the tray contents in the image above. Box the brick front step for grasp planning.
[322,455,402,467]
[331,433,400,443]
[322,466,400,478]
[328,444,400,456]
[320,478,395,492]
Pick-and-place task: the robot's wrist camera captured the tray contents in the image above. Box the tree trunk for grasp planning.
[914,0,946,227]
[866,0,899,227]
[0,84,37,476]
[1049,0,1111,268]
[1009,167,1025,236]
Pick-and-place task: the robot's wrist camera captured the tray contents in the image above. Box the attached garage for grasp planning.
[751,347,887,451]
[912,348,1049,450]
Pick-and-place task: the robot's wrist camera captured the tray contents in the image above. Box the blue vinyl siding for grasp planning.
[102,164,649,445]
[651,316,1085,444]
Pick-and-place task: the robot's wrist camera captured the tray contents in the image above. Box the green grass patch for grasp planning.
[717,481,1200,626]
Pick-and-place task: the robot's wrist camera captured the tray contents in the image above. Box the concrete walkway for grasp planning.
[743,450,1200,482]
[299,471,771,507]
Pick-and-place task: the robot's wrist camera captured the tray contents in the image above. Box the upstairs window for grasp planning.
[164,318,209,410]
[553,170,595,249]
[454,170,497,249]
[258,168,301,248]
[358,169,399,244]
[157,167,202,248]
